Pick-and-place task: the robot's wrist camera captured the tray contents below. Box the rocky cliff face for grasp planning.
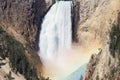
[0,0,54,79]
[73,0,120,80]
[83,12,120,80]
[0,0,54,49]
[1,0,120,79]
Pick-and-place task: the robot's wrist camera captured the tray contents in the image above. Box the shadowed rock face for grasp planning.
[0,0,54,50]
[0,0,54,77]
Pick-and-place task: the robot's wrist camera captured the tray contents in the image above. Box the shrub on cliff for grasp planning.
[0,26,49,80]
[110,24,120,59]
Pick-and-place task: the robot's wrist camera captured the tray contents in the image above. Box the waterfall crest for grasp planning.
[39,1,72,59]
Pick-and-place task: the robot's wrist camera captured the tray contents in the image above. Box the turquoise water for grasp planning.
[66,64,87,80]
[56,0,72,2]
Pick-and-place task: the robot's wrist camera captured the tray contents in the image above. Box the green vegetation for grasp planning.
[0,26,50,80]
[0,48,4,58]
[110,23,120,59]
[109,17,120,80]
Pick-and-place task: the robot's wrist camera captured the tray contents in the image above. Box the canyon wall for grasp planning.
[74,0,120,80]
[0,0,54,48]
[0,0,54,79]
[0,0,120,79]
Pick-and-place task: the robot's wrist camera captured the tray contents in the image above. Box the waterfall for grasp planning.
[39,1,72,59]
[38,1,101,80]
[38,1,88,80]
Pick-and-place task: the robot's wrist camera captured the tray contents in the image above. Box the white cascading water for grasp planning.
[39,1,72,59]
[38,1,89,80]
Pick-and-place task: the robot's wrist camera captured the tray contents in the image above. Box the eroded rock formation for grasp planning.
[0,0,54,79]
[73,0,120,80]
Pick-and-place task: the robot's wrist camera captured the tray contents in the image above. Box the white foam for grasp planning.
[39,1,72,59]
